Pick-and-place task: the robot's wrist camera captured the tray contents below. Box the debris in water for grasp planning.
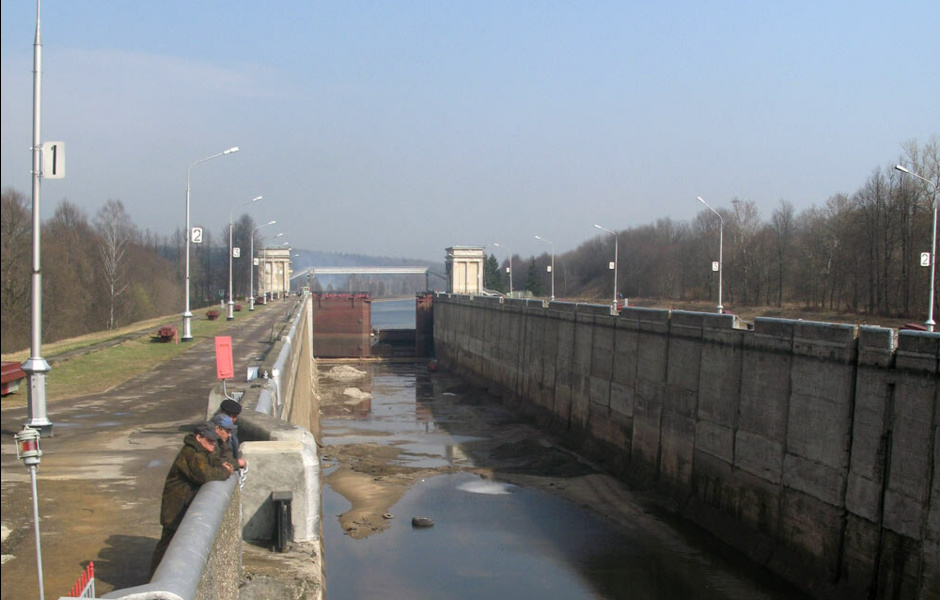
[411,516,434,528]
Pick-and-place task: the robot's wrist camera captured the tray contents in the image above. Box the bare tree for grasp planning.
[770,200,795,307]
[94,200,136,330]
[1,189,32,351]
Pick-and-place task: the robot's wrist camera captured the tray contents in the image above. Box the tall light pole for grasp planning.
[182,146,239,340]
[23,0,52,438]
[594,224,619,310]
[896,164,938,332]
[535,235,555,301]
[697,196,724,314]
[494,242,512,296]
[249,220,276,310]
[228,195,263,320]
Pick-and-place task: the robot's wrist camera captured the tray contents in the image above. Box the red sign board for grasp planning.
[215,336,234,380]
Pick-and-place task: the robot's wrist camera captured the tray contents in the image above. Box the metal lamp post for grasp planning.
[895,164,938,332]
[182,146,239,340]
[249,220,276,311]
[697,196,724,314]
[535,235,555,301]
[23,0,52,435]
[494,243,512,296]
[594,224,619,310]
[228,195,263,320]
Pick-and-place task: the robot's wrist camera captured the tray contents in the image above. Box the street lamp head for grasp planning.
[265,220,276,227]
[697,196,706,204]
[251,195,263,203]
[894,164,911,174]
[224,147,239,155]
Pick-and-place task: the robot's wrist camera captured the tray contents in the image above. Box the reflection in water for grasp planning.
[321,363,809,600]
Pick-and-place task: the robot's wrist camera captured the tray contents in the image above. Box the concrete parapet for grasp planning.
[240,437,320,543]
[102,478,240,600]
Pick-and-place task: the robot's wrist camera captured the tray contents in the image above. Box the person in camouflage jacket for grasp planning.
[149,422,233,579]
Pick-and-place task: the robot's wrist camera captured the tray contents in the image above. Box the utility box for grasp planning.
[272,491,293,552]
[445,246,485,295]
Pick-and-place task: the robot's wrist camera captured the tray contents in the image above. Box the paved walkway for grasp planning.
[0,300,297,600]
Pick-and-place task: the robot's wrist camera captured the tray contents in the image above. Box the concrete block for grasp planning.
[660,411,695,490]
[782,453,846,507]
[839,514,880,599]
[772,487,844,585]
[752,317,797,338]
[241,439,320,543]
[883,488,926,540]
[609,380,634,419]
[663,384,697,418]
[739,330,791,440]
[734,430,783,484]
[588,319,615,408]
[610,318,639,401]
[888,381,935,501]
[546,301,578,314]
[896,330,940,374]
[577,302,616,316]
[792,320,857,362]
[786,392,851,469]
[587,402,632,453]
[846,472,883,522]
[620,306,670,326]
[849,369,890,482]
[632,378,665,473]
[666,333,702,395]
[692,451,780,537]
[858,326,897,367]
[695,419,734,463]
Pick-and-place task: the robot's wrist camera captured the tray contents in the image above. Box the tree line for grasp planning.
[1,191,278,353]
[485,137,939,322]
[2,136,937,352]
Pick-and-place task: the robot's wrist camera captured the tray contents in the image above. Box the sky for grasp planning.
[2,1,938,263]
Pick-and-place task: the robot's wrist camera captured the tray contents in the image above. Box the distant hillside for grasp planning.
[291,249,438,271]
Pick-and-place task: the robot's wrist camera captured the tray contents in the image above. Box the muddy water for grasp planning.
[320,363,810,600]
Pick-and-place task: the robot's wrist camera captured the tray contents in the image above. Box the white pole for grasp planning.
[29,465,45,600]
[697,196,724,314]
[23,0,53,435]
[594,224,618,309]
[495,243,512,295]
[228,196,262,320]
[535,235,555,301]
[895,165,938,331]
[249,220,276,311]
[182,147,239,340]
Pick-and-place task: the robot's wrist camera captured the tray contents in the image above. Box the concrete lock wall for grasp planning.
[238,295,322,545]
[432,293,939,600]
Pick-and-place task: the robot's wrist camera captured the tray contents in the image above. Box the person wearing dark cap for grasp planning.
[217,399,243,459]
[149,422,233,579]
[212,413,246,470]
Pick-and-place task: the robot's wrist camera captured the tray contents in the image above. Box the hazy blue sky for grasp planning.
[2,1,938,262]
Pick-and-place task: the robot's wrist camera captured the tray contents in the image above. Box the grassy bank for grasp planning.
[1,306,269,406]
